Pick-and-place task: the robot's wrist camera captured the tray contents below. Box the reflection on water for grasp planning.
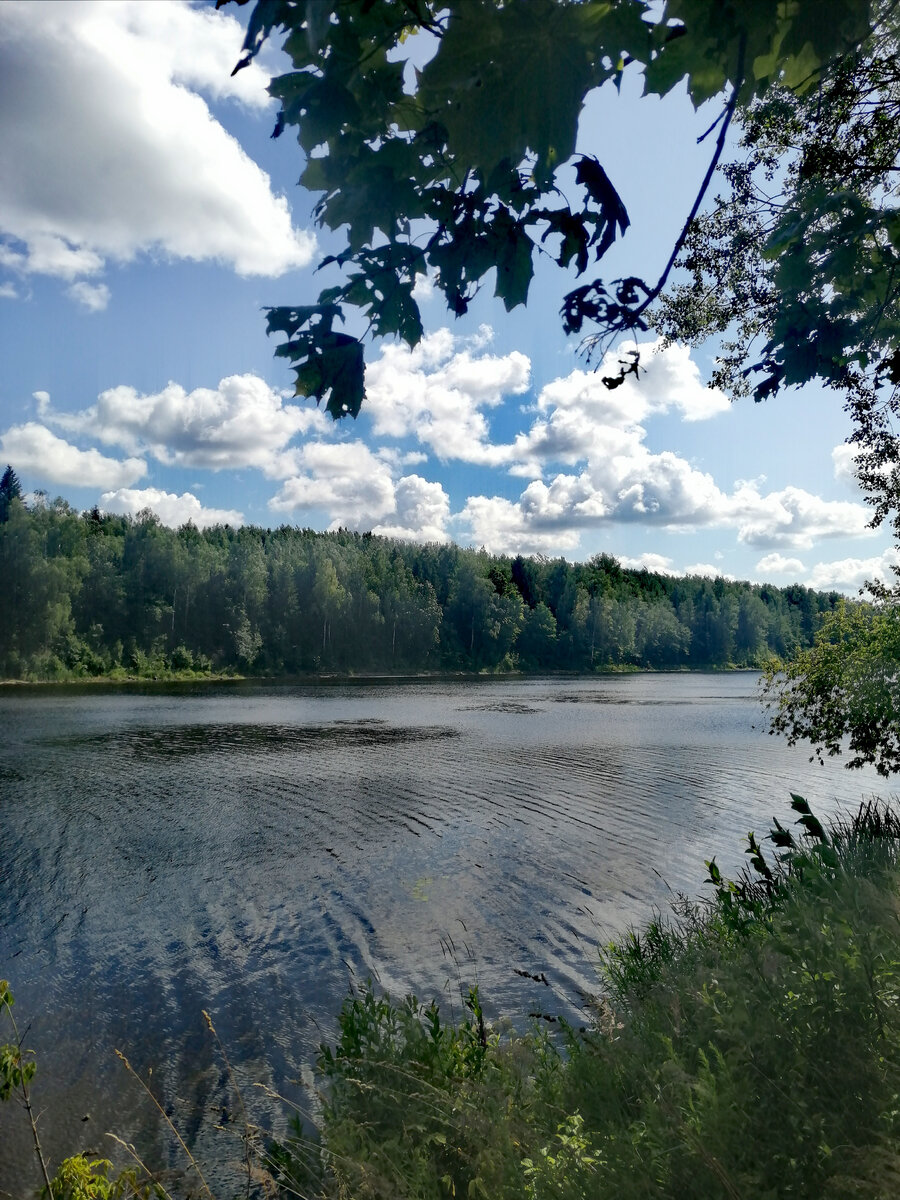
[0,674,890,1193]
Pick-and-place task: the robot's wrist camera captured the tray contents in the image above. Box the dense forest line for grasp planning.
[0,494,845,680]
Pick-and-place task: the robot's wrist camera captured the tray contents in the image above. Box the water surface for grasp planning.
[0,674,889,1193]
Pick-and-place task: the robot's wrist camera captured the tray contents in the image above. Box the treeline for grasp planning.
[0,496,844,679]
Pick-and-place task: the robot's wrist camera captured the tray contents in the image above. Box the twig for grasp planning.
[115,1050,215,1200]
[105,1133,176,1200]
[632,32,749,321]
[4,1003,55,1198]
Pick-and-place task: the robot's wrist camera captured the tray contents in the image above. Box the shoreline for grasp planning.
[0,664,764,689]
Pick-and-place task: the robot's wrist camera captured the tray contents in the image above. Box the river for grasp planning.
[0,674,891,1194]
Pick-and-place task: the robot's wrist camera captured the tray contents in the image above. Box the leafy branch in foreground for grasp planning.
[762,599,900,777]
[218,0,877,418]
[655,0,900,539]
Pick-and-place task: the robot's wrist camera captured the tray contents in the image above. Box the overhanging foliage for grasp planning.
[218,0,879,416]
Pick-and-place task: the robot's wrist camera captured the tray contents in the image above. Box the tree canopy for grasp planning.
[763,601,900,777]
[655,6,900,541]
[219,0,887,438]
[0,494,838,680]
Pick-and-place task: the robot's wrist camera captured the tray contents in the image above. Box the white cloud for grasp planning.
[0,0,315,300]
[376,447,429,469]
[67,281,110,312]
[617,553,675,573]
[832,442,860,485]
[269,442,398,526]
[756,553,806,577]
[683,562,733,580]
[459,467,874,558]
[726,481,873,549]
[458,495,583,556]
[100,486,243,528]
[804,550,900,594]
[411,272,436,302]
[373,475,450,543]
[363,331,878,558]
[270,443,451,541]
[0,422,145,488]
[365,328,531,462]
[0,281,17,299]
[531,339,728,426]
[364,333,730,482]
[613,554,731,579]
[597,339,731,422]
[49,375,327,477]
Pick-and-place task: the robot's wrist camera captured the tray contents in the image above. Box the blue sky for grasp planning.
[0,0,895,594]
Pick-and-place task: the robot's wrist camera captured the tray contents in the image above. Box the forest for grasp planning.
[0,492,842,680]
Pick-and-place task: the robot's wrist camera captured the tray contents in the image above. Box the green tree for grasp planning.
[763,600,900,777]
[516,601,558,669]
[0,464,22,524]
[734,589,770,665]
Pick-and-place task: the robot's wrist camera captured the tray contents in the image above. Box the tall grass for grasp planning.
[273,798,900,1199]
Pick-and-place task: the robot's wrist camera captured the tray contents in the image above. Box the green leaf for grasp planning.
[492,208,534,311]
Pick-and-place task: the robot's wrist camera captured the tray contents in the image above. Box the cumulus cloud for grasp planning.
[365,327,531,462]
[459,468,874,557]
[572,339,731,423]
[683,563,733,580]
[0,423,145,488]
[269,442,399,526]
[372,475,451,543]
[48,375,327,477]
[0,282,17,299]
[726,481,873,549]
[0,0,315,303]
[832,442,861,485]
[365,330,775,555]
[364,333,728,474]
[459,495,583,556]
[617,553,675,573]
[804,549,900,594]
[756,553,806,577]
[100,486,243,528]
[376,447,428,469]
[270,442,451,541]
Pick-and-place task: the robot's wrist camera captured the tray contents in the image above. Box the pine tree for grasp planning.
[0,465,22,523]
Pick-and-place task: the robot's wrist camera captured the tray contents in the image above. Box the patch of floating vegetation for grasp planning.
[42,722,460,758]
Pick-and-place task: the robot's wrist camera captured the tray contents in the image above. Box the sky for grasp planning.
[0,0,895,594]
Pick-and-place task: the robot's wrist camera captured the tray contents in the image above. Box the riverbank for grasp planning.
[0,662,762,687]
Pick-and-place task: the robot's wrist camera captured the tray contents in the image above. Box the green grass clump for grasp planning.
[274,798,900,1200]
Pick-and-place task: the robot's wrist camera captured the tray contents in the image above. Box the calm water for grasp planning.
[0,674,891,1193]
